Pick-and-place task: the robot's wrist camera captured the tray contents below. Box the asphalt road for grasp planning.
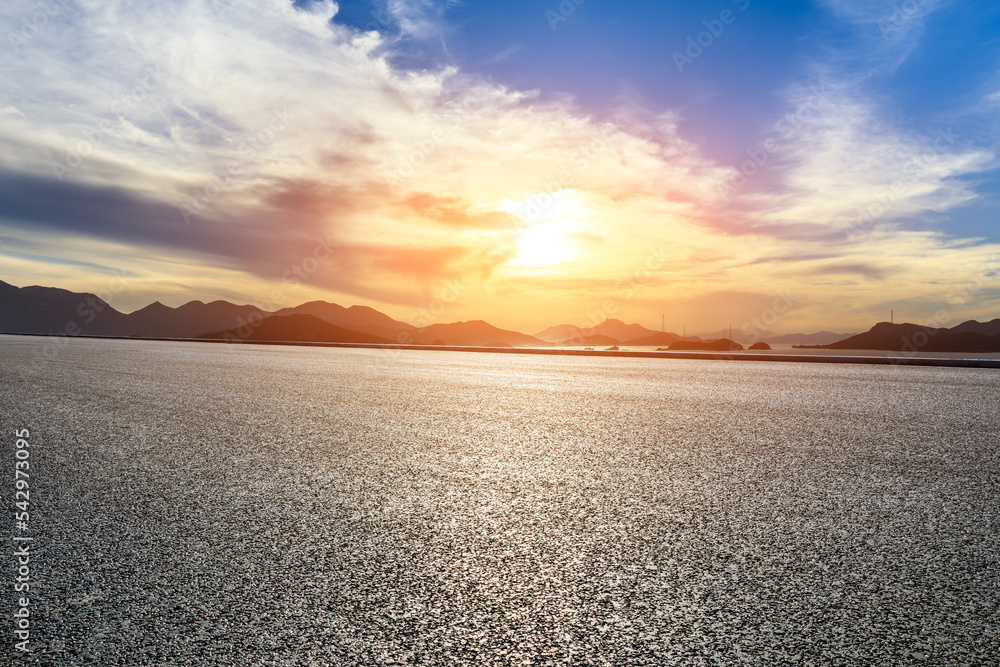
[2,335,998,665]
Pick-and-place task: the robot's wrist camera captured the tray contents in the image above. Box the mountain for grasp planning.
[535,318,659,343]
[414,320,546,347]
[8,278,998,354]
[561,334,620,346]
[822,322,1000,353]
[590,319,659,342]
[951,319,1000,336]
[763,331,855,346]
[534,323,590,343]
[273,301,414,336]
[0,280,270,338]
[624,332,681,346]
[697,328,776,345]
[122,300,269,338]
[668,338,744,351]
[197,314,392,344]
[0,280,129,335]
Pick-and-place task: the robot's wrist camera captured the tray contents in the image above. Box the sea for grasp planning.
[1,334,998,665]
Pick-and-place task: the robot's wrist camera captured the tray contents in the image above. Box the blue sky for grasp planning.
[1,0,999,332]
[335,0,1000,211]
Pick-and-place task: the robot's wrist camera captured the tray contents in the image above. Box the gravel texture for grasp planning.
[1,334,998,666]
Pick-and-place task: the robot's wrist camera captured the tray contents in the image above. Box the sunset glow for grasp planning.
[3,4,1000,661]
[1,0,999,334]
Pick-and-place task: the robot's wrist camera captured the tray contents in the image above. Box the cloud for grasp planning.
[0,0,999,332]
[0,0,735,301]
[820,0,949,70]
[403,193,520,229]
[745,81,995,235]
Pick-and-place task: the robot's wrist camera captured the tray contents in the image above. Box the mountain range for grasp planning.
[198,314,393,344]
[2,279,994,352]
[0,279,549,347]
[808,321,1000,353]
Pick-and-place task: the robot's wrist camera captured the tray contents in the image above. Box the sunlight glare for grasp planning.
[501,190,587,268]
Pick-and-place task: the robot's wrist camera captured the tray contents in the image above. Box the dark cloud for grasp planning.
[0,168,337,277]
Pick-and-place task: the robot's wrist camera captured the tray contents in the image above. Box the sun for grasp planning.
[500,190,587,268]
[511,221,576,267]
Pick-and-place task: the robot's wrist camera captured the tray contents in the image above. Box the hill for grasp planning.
[414,320,546,347]
[535,318,659,343]
[273,301,413,337]
[763,331,855,346]
[624,332,682,346]
[0,280,130,336]
[668,338,744,351]
[123,300,269,338]
[589,318,659,342]
[197,314,391,344]
[534,323,586,343]
[560,334,621,346]
[951,319,1000,336]
[0,280,270,338]
[821,322,1000,352]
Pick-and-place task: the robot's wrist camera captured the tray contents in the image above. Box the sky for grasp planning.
[1,0,1000,335]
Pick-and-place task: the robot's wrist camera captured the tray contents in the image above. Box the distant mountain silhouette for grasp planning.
[764,331,855,345]
[561,334,620,346]
[535,318,658,343]
[624,331,681,346]
[819,322,1000,352]
[0,280,268,338]
[273,301,413,339]
[0,279,129,335]
[697,328,773,344]
[534,323,587,343]
[123,300,269,338]
[5,278,999,353]
[197,314,392,344]
[951,319,1000,337]
[668,338,744,351]
[413,320,545,347]
[590,319,659,342]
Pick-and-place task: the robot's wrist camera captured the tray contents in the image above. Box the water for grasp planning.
[2,335,998,665]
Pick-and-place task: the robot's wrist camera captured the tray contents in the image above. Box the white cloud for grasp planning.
[1,0,998,331]
[821,0,949,71]
[748,80,994,234]
[0,0,729,306]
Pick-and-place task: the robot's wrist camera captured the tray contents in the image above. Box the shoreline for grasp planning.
[3,331,1000,369]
